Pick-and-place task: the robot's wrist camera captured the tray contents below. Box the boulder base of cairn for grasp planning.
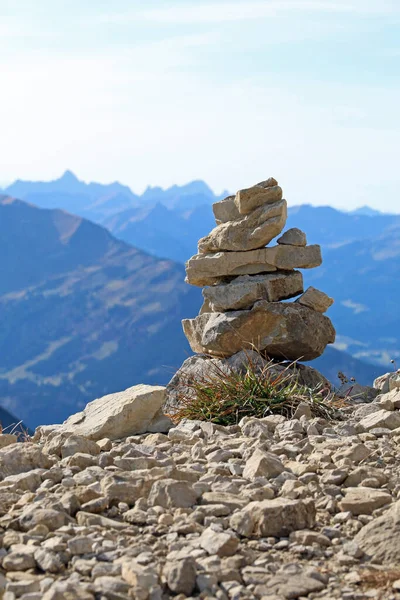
[164,350,331,415]
[183,300,336,360]
[203,271,303,312]
[186,244,322,287]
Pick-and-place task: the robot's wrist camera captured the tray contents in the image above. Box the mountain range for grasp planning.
[0,195,201,428]
[0,172,398,429]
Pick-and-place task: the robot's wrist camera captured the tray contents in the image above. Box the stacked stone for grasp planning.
[183,177,336,361]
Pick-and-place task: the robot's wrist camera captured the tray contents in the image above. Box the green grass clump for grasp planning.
[171,355,341,426]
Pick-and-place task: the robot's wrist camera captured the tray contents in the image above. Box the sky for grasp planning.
[1,0,400,212]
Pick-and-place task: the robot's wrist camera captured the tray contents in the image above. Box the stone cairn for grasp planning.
[183,177,336,362]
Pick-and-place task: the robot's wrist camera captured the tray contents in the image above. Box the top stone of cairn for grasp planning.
[235,177,282,215]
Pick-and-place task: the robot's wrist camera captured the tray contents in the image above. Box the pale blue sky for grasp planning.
[1,0,400,211]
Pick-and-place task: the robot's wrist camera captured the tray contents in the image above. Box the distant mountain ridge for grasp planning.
[0,195,201,428]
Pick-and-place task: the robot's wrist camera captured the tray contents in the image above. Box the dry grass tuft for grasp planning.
[170,353,343,426]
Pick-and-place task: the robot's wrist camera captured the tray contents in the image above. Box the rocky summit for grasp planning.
[0,376,400,599]
[183,178,335,361]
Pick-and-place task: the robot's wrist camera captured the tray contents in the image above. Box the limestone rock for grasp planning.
[355,500,400,563]
[185,245,322,286]
[230,498,316,538]
[339,487,392,515]
[358,409,400,431]
[235,179,282,215]
[277,227,307,246]
[258,573,326,598]
[148,479,197,508]
[18,507,72,531]
[182,300,335,360]
[198,199,287,253]
[200,526,239,557]
[297,286,334,313]
[165,557,197,595]
[212,195,242,225]
[0,443,54,478]
[36,385,171,441]
[374,371,400,394]
[202,271,303,312]
[242,448,285,480]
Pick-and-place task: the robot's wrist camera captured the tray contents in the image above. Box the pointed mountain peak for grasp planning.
[59,170,79,183]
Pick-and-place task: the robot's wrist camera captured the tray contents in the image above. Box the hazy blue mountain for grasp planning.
[304,223,400,367]
[286,205,400,247]
[103,202,216,262]
[350,206,387,217]
[3,172,224,224]
[0,195,201,428]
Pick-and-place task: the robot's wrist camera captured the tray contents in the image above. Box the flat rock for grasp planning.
[230,497,316,537]
[182,300,335,360]
[235,178,281,215]
[277,227,307,246]
[359,409,400,431]
[35,385,171,441]
[202,271,303,312]
[297,286,334,313]
[185,245,322,286]
[355,500,400,563]
[257,573,326,598]
[339,487,392,515]
[198,199,287,253]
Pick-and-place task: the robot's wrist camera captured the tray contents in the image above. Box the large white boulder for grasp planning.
[35,385,171,442]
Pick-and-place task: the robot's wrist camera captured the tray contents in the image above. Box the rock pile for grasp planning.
[1,377,400,599]
[183,178,335,361]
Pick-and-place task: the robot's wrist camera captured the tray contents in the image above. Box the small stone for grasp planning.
[2,550,36,571]
[61,436,100,458]
[277,227,307,246]
[165,558,197,595]
[242,448,285,481]
[68,537,93,555]
[200,526,239,557]
[296,286,334,313]
[34,548,64,573]
[148,479,197,508]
